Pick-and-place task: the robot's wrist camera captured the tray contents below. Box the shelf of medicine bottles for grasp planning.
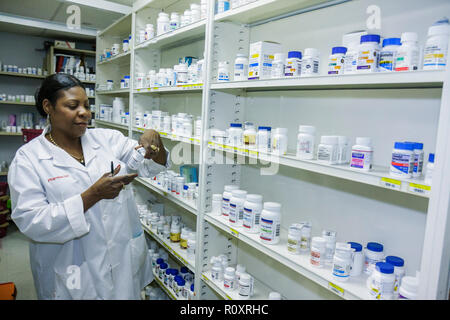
[96,89,130,95]
[210,70,445,92]
[0,131,22,136]
[202,269,273,301]
[134,177,198,215]
[0,71,45,79]
[95,119,128,130]
[133,83,203,94]
[204,212,369,300]
[133,126,201,145]
[97,51,131,66]
[207,142,431,198]
[134,19,206,51]
[152,270,182,300]
[0,101,35,106]
[141,221,195,272]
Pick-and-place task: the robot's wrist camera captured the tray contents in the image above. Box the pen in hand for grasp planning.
[111,161,114,176]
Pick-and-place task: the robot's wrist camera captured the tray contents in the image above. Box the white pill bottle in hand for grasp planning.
[128,146,146,170]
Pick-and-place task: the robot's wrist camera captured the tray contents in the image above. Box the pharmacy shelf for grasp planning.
[211,70,445,92]
[0,71,45,79]
[133,127,201,145]
[98,13,132,37]
[204,212,369,300]
[53,47,96,56]
[134,83,203,94]
[96,89,130,95]
[0,132,22,136]
[152,270,182,300]
[0,101,34,106]
[95,119,128,130]
[0,195,9,201]
[135,177,197,215]
[207,142,431,198]
[98,51,131,65]
[201,269,273,300]
[141,220,195,272]
[135,20,206,51]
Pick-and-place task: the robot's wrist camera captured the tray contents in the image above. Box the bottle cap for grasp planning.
[382,37,401,47]
[355,137,372,147]
[386,255,405,267]
[177,278,186,286]
[258,126,272,131]
[304,48,319,57]
[428,17,450,37]
[299,125,316,134]
[191,283,194,291]
[274,53,285,61]
[230,123,242,128]
[348,241,362,252]
[273,128,288,135]
[180,266,189,273]
[184,185,189,190]
[231,189,247,198]
[428,153,435,163]
[375,262,394,274]
[212,193,222,201]
[331,46,347,55]
[287,51,302,59]
[367,242,384,252]
[263,201,281,211]
[320,135,339,145]
[269,292,282,300]
[400,275,419,294]
[245,194,263,203]
[360,34,381,44]
[400,32,418,43]
[394,142,414,151]
[224,185,239,192]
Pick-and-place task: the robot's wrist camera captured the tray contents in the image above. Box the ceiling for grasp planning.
[0,0,134,42]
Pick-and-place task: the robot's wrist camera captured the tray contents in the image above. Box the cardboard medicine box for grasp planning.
[54,40,76,49]
[248,41,282,80]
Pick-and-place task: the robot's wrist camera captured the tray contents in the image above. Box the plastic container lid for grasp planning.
[123,39,129,43]
[386,255,405,267]
[245,194,263,203]
[331,46,347,55]
[269,292,282,300]
[184,185,189,190]
[337,136,349,145]
[212,193,222,201]
[375,262,394,274]
[400,32,418,43]
[191,283,194,291]
[224,185,239,192]
[124,75,130,79]
[225,267,235,276]
[287,51,302,59]
[258,126,272,131]
[311,236,326,247]
[428,153,435,163]
[428,18,450,36]
[166,268,172,274]
[174,275,183,282]
[263,201,281,211]
[230,123,242,128]
[404,142,423,150]
[320,135,339,145]
[382,37,401,47]
[236,53,247,58]
[304,48,319,57]
[299,125,316,134]
[288,224,303,236]
[172,269,179,275]
[231,189,247,198]
[177,278,186,286]
[355,137,372,147]
[348,241,362,252]
[360,34,381,44]
[158,12,169,18]
[240,273,251,283]
[343,30,368,47]
[160,262,168,269]
[274,53,285,61]
[273,128,288,135]
[399,275,419,295]
[394,142,414,151]
[156,258,164,264]
[367,242,384,252]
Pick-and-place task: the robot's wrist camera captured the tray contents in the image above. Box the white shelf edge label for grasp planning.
[380,177,402,190]
[328,282,345,297]
[408,182,431,195]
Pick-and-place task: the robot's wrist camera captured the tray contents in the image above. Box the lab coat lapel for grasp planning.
[80,130,99,166]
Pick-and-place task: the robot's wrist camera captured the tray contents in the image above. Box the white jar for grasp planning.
[212,194,222,215]
[399,274,419,300]
[395,32,419,72]
[310,236,327,267]
[332,242,353,282]
[136,72,145,89]
[106,80,114,90]
[234,54,248,81]
[385,255,405,298]
[210,257,223,281]
[390,142,415,178]
[111,43,120,56]
[424,153,435,186]
[170,12,180,31]
[357,34,381,73]
[243,122,257,150]
[299,221,312,252]
[364,242,384,275]
[235,264,246,284]
[317,135,339,164]
[296,125,316,160]
[379,38,401,72]
[322,229,336,266]
[343,38,361,74]
[259,202,281,245]
[124,75,130,88]
[229,189,247,227]
[187,232,196,260]
[238,273,253,300]
[195,116,202,137]
[177,63,188,84]
[166,68,176,86]
[222,185,239,218]
[350,137,373,171]
[223,267,236,291]
[146,70,156,87]
[284,51,302,77]
[367,262,395,300]
[271,128,288,155]
[127,146,146,170]
[268,292,282,300]
[182,118,192,137]
[257,126,272,153]
[301,48,320,76]
[183,9,192,25]
[271,53,285,79]
[190,4,201,22]
[423,18,450,70]
[201,0,207,19]
[157,12,170,36]
[328,46,347,75]
[176,176,185,196]
[145,24,154,41]
[242,194,263,233]
[348,242,364,277]
[287,223,303,255]
[138,29,146,43]
[218,61,230,82]
[122,39,129,52]
[229,123,243,146]
[337,136,349,164]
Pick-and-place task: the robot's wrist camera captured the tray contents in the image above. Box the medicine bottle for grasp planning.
[127,146,146,170]
[287,223,303,254]
[399,274,419,300]
[328,46,347,75]
[259,202,281,245]
[138,29,146,43]
[423,18,450,70]
[157,12,170,36]
[271,53,285,79]
[367,262,395,300]
[195,116,202,137]
[322,229,336,266]
[348,241,363,277]
[379,38,401,72]
[178,278,187,298]
[222,185,239,217]
[159,262,168,280]
[364,242,384,275]
[164,268,172,285]
[405,142,424,178]
[238,273,253,300]
[211,257,223,281]
[122,39,129,52]
[337,136,349,164]
[190,4,201,22]
[243,194,263,233]
[223,267,236,290]
[395,32,419,72]
[332,242,353,282]
[268,292,282,300]
[390,142,415,178]
[299,221,312,252]
[180,266,189,281]
[228,123,243,146]
[173,275,182,293]
[229,189,248,227]
[212,193,222,215]
[180,227,189,249]
[188,283,195,300]
[218,61,230,82]
[170,224,181,242]
[310,236,327,267]
[177,63,188,84]
[296,125,316,160]
[234,54,249,81]
[163,224,170,240]
[256,126,272,153]
[235,264,246,283]
[424,153,435,186]
[183,9,192,26]
[385,255,405,298]
[301,48,320,76]
[350,137,373,171]
[317,136,339,164]
[271,128,288,155]
[169,12,180,30]
[243,122,257,150]
[343,31,367,74]
[217,0,230,13]
[284,51,302,77]
[357,34,381,73]
[187,231,196,260]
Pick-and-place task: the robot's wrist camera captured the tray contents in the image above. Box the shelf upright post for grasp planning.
[129,11,136,138]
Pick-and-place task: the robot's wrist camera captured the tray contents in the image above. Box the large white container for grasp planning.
[242,194,263,233]
[229,189,247,227]
[259,202,281,245]
[248,41,282,80]
[423,18,450,70]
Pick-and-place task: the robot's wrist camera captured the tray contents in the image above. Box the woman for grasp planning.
[7,74,170,299]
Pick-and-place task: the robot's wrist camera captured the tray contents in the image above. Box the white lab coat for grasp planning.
[7,126,170,300]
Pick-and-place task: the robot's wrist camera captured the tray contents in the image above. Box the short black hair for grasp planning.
[35,73,85,118]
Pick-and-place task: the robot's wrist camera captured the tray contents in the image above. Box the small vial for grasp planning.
[127,146,146,170]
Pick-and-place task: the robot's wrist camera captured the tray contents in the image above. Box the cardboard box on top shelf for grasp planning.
[54,40,76,49]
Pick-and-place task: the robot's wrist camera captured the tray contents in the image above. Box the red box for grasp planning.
[0,183,7,196]
[22,129,43,143]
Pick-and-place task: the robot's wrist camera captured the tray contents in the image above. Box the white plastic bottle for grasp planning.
[385,255,405,298]
[317,136,339,164]
[299,221,312,252]
[243,122,257,151]
[332,242,353,282]
[284,51,302,77]
[367,262,395,300]
[322,229,336,266]
[210,257,223,281]
[328,46,347,75]
[234,54,249,81]
[296,125,316,160]
[379,38,401,72]
[271,128,288,155]
[170,12,180,31]
[337,136,349,164]
[212,194,223,215]
[127,146,146,170]
[257,126,272,153]
[222,185,239,218]
[395,32,419,72]
[399,273,419,300]
[301,48,320,76]
[350,137,373,171]
[390,142,415,179]
[423,18,450,70]
[218,61,230,82]
[228,123,243,147]
[157,12,170,36]
[364,242,384,275]
[223,267,236,291]
[186,231,196,260]
[243,194,263,233]
[145,24,155,41]
[405,141,424,178]
[357,34,381,73]
[259,202,281,245]
[229,189,247,227]
[310,236,327,267]
[238,273,253,300]
[271,53,285,79]
[190,4,201,22]
[348,242,364,277]
[287,223,303,255]
[424,153,435,186]
[177,63,188,84]
[343,31,367,74]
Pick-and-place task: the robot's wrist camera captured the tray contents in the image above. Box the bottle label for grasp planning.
[284,60,301,77]
[260,218,280,242]
[350,150,372,169]
[229,203,237,223]
[391,152,414,175]
[357,49,380,71]
[379,50,396,71]
[297,139,313,156]
[423,44,447,68]
[368,277,394,300]
[395,49,419,71]
[243,207,260,229]
[317,145,332,161]
[222,198,230,217]
[287,238,300,253]
[328,57,344,74]
[302,57,319,74]
[332,261,350,279]
[310,249,322,266]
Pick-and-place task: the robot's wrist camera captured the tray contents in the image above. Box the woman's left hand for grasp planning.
[138,129,167,166]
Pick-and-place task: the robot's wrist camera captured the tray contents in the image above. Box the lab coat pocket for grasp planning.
[130,231,147,276]
[46,175,79,203]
